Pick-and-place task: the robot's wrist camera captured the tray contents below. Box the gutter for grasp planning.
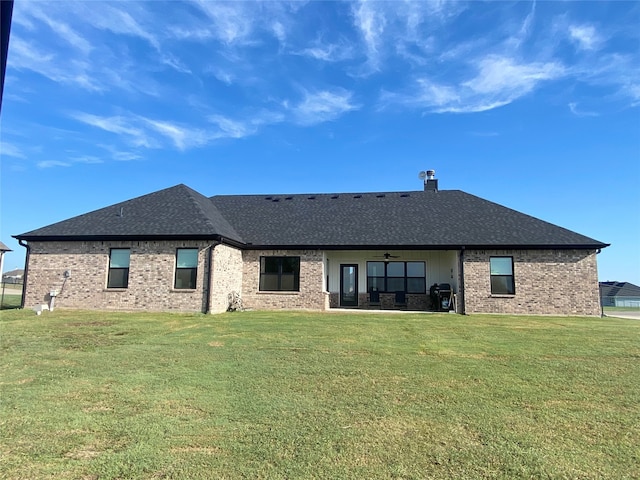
[18,239,30,309]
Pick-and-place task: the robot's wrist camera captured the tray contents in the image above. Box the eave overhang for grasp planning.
[12,235,609,252]
[12,234,246,249]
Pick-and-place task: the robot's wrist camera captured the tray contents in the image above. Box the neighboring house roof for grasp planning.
[599,282,640,298]
[14,184,608,250]
[2,268,23,278]
[0,241,11,252]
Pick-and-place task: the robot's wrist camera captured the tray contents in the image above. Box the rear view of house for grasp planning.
[14,175,607,316]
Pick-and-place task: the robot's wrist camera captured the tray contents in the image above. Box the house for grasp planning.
[600,282,640,308]
[0,241,11,283]
[2,268,23,284]
[14,174,608,316]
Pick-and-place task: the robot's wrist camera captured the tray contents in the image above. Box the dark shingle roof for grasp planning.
[15,184,243,242]
[15,184,607,250]
[599,282,640,298]
[210,189,607,249]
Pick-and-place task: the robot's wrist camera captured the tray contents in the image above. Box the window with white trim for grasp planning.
[175,248,198,289]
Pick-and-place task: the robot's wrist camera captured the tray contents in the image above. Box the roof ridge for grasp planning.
[179,185,219,232]
[178,185,245,243]
[210,189,459,199]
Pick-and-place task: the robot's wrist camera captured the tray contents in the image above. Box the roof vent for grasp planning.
[331,195,339,199]
[376,194,385,198]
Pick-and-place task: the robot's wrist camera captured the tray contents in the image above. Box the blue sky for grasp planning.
[1,1,639,284]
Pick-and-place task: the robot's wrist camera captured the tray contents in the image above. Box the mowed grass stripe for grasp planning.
[1,310,638,479]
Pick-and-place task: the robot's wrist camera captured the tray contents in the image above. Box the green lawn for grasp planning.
[1,309,638,479]
[0,294,22,310]
[604,306,640,312]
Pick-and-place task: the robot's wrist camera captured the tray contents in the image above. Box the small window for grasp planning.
[175,248,198,289]
[107,248,130,288]
[490,257,515,294]
[259,257,300,291]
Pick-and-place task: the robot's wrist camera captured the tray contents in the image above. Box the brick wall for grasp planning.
[463,249,601,316]
[329,292,432,310]
[241,249,328,310]
[209,243,243,313]
[24,240,217,313]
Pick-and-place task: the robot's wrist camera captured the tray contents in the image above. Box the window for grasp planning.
[490,257,515,294]
[175,248,198,289]
[107,248,130,288]
[259,257,300,291]
[406,262,426,293]
[366,261,426,293]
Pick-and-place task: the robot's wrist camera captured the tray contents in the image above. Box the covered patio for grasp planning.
[324,250,460,312]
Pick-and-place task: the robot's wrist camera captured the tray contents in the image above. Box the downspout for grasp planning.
[596,248,604,318]
[204,239,221,314]
[18,239,30,309]
[458,246,466,315]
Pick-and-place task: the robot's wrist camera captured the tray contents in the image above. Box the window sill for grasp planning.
[257,291,300,295]
[104,288,128,292]
[171,288,197,293]
[490,294,516,298]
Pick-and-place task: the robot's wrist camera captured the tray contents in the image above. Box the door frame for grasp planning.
[340,264,359,307]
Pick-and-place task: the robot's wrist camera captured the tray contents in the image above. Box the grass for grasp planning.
[0,294,22,310]
[604,306,640,312]
[1,309,639,479]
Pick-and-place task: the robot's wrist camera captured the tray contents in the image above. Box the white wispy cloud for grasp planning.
[191,0,259,45]
[568,103,598,117]
[17,1,93,55]
[71,110,284,152]
[97,144,143,162]
[0,143,27,159]
[569,24,603,51]
[71,113,156,148]
[76,2,160,49]
[351,1,387,71]
[208,115,256,139]
[141,118,209,151]
[381,55,565,113]
[37,160,72,169]
[69,155,103,164]
[295,40,354,63]
[208,110,285,139]
[290,89,359,126]
[9,37,104,91]
[465,55,564,97]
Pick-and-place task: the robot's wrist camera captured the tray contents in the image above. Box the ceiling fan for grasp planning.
[374,252,400,261]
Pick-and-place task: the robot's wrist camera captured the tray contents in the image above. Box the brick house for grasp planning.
[14,177,608,316]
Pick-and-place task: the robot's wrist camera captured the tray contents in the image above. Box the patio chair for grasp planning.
[394,291,407,307]
[369,289,381,307]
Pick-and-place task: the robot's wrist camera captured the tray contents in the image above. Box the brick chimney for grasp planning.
[424,169,438,192]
